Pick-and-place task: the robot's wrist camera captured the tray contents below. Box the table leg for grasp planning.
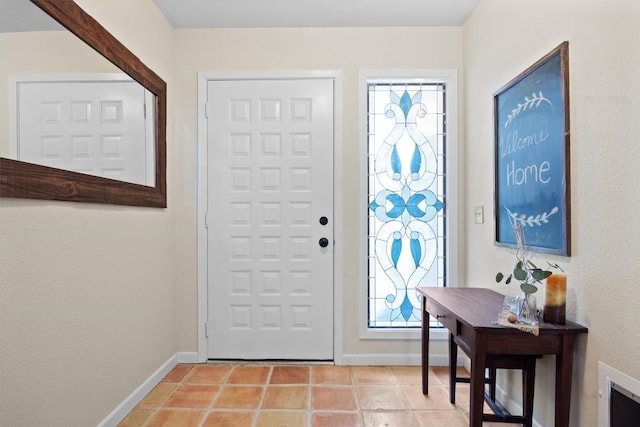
[489,367,497,401]
[469,333,487,427]
[523,356,536,427]
[422,295,430,395]
[555,334,577,427]
[449,333,457,403]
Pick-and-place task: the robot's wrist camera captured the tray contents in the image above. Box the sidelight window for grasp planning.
[361,71,458,335]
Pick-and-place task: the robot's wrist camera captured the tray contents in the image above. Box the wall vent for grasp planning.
[598,362,640,427]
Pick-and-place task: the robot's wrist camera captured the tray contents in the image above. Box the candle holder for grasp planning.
[543,273,566,324]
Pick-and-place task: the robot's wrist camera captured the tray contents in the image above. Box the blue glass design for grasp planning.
[391,145,401,175]
[410,145,422,174]
[399,91,413,119]
[410,236,421,268]
[391,236,402,268]
[368,85,445,327]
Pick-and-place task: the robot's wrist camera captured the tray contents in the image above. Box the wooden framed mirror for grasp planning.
[0,0,167,207]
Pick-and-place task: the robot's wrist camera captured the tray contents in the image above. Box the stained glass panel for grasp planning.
[367,82,446,328]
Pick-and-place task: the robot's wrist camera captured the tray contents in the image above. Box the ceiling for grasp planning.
[152,0,481,28]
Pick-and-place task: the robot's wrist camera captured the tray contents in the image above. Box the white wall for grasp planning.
[463,0,640,425]
[171,27,464,360]
[0,1,176,426]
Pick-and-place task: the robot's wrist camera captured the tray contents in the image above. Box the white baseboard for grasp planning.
[339,353,467,367]
[97,351,198,427]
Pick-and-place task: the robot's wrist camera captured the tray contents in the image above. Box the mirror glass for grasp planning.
[1,0,155,187]
[0,0,166,207]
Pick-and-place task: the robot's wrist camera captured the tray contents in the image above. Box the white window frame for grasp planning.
[359,69,460,340]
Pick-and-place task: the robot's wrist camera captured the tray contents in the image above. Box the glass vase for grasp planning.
[517,293,538,326]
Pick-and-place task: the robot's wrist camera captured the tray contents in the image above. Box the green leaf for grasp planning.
[531,269,552,281]
[520,283,538,294]
[496,272,504,282]
[513,262,528,281]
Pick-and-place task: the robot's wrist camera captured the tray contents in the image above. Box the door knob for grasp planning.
[319,237,329,248]
[319,216,328,225]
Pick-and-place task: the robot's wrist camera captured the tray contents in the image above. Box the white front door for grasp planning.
[206,78,334,360]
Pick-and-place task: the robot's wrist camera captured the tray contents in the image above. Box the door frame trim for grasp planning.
[196,70,344,363]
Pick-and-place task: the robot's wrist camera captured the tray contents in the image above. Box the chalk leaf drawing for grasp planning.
[504,91,552,128]
[505,206,559,228]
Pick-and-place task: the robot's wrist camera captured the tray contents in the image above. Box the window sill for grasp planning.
[360,327,449,341]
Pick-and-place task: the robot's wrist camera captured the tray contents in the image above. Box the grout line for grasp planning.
[307,371,312,427]
[251,366,272,427]
[350,366,365,426]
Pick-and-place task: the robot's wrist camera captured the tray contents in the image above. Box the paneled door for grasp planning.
[15,79,153,186]
[206,78,334,360]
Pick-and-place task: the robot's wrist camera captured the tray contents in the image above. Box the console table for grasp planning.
[418,287,588,427]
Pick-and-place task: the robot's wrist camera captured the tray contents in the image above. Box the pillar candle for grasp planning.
[543,273,566,324]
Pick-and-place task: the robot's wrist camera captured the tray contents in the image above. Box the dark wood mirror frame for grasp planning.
[0,0,167,207]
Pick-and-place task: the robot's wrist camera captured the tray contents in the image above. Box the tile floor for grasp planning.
[119,364,504,427]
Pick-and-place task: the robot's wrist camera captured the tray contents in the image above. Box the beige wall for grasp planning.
[463,0,640,425]
[171,26,464,357]
[0,1,175,426]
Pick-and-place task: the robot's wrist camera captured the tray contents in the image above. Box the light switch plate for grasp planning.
[474,206,484,224]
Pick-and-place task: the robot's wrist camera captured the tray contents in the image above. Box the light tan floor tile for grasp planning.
[256,411,307,427]
[270,365,310,384]
[311,411,362,427]
[117,408,155,427]
[311,386,357,410]
[451,384,470,412]
[312,365,352,384]
[213,385,264,409]
[403,385,456,410]
[183,365,230,384]
[262,385,309,409]
[391,366,424,385]
[446,383,494,414]
[202,410,256,426]
[145,409,205,427]
[357,385,407,410]
[414,409,469,427]
[424,368,446,386]
[162,364,195,382]
[351,366,397,385]
[163,384,219,408]
[431,366,469,386]
[138,383,178,408]
[362,411,420,427]
[227,365,271,385]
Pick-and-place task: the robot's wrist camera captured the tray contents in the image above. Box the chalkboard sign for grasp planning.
[494,42,571,256]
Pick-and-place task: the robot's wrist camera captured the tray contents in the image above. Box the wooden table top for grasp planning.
[418,287,588,334]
